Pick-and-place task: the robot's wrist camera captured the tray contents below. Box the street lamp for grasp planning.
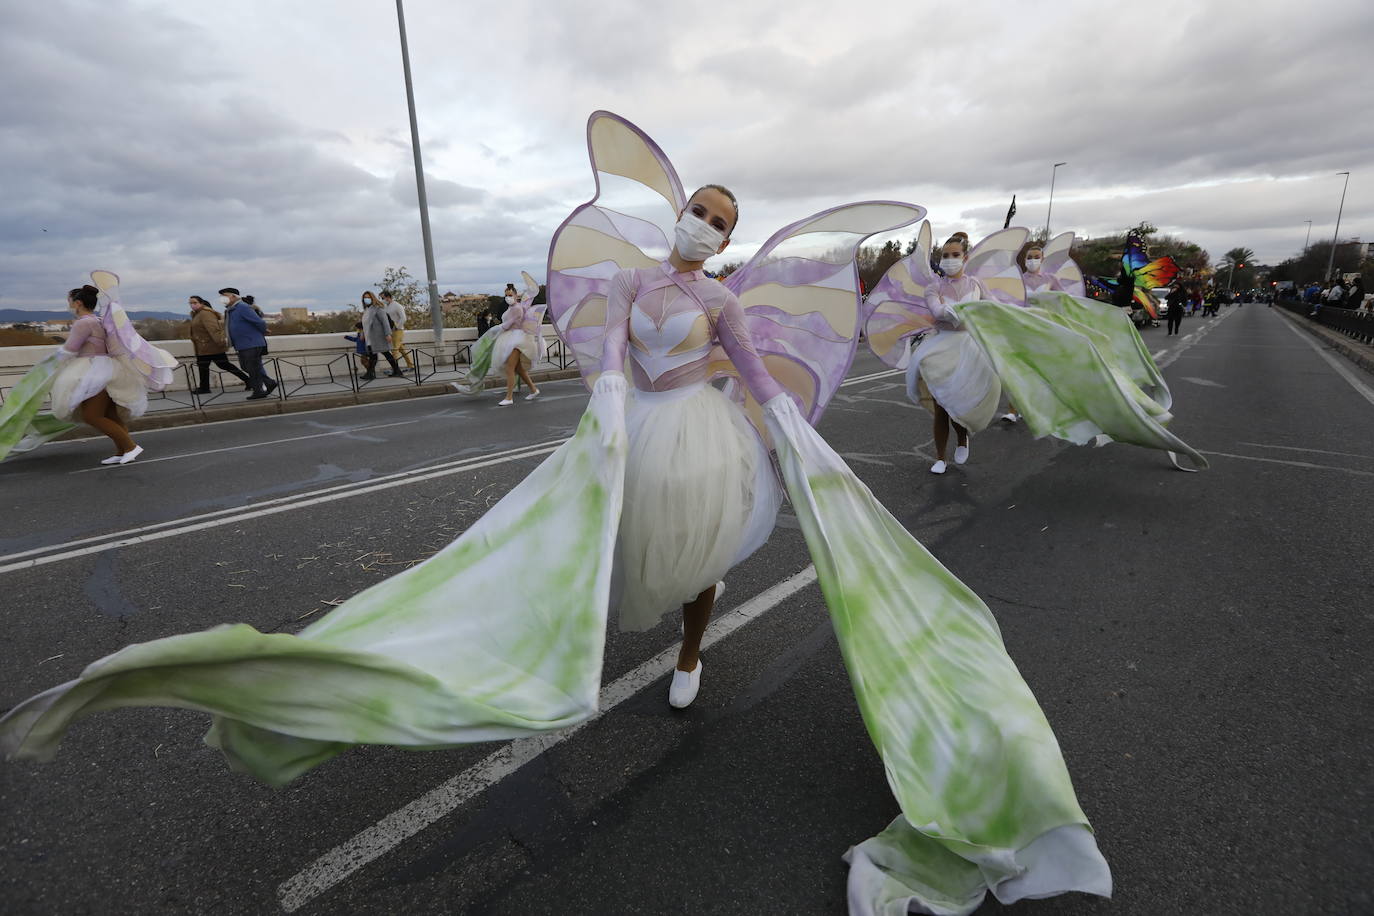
[394,0,445,348]
[1323,171,1351,283]
[1303,219,1312,251]
[1044,162,1067,239]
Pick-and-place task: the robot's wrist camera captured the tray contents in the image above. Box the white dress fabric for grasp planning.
[613,381,782,631]
[49,355,148,422]
[906,277,1001,433]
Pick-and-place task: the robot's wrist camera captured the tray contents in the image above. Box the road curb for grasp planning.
[51,367,584,442]
[1273,308,1374,376]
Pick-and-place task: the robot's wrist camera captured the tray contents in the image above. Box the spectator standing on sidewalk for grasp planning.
[359,291,402,380]
[189,296,251,393]
[344,322,369,371]
[222,287,278,400]
[380,291,416,372]
[1345,277,1364,311]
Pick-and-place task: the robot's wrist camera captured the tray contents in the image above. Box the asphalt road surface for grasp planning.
[2,305,1371,915]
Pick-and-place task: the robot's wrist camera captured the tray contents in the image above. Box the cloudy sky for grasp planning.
[2,0,1370,314]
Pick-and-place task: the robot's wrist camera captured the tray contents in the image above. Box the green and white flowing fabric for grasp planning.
[765,398,1110,916]
[452,325,504,396]
[0,386,627,785]
[952,299,1207,470]
[2,386,1109,913]
[1028,290,1170,409]
[0,354,78,463]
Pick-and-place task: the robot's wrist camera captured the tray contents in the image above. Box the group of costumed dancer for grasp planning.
[0,112,1212,915]
[0,272,177,465]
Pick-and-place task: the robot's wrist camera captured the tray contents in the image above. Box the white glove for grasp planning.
[590,371,627,448]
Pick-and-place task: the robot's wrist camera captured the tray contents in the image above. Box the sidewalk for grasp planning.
[1272,307,1374,375]
[53,364,583,442]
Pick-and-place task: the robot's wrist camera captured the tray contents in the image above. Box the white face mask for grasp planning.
[940,257,964,277]
[673,213,726,263]
[504,295,516,305]
[220,295,231,306]
[1025,258,1042,272]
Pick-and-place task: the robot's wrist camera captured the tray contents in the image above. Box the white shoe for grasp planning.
[525,389,541,401]
[714,580,725,603]
[497,398,513,407]
[953,445,969,465]
[100,455,124,465]
[668,661,702,709]
[118,445,144,465]
[930,459,947,475]
[1000,412,1019,423]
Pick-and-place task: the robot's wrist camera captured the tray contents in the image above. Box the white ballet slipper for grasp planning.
[497,398,513,407]
[930,459,947,475]
[1000,412,1019,423]
[668,661,702,709]
[954,444,969,465]
[118,445,144,465]
[100,455,125,466]
[524,389,541,401]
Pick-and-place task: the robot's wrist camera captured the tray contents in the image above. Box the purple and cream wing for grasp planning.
[966,228,1030,305]
[546,112,686,389]
[1042,231,1085,296]
[863,220,936,368]
[718,201,926,427]
[90,270,178,391]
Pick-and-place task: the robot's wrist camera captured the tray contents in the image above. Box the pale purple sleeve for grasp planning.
[500,304,522,331]
[598,270,634,376]
[62,318,92,354]
[716,290,784,403]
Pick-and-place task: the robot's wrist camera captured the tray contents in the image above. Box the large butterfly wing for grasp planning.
[864,220,936,368]
[1122,231,1151,274]
[1042,231,1085,296]
[965,227,1029,305]
[89,269,178,390]
[1131,256,1179,290]
[719,201,926,427]
[546,111,686,389]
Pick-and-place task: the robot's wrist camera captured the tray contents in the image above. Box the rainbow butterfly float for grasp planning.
[1086,230,1180,318]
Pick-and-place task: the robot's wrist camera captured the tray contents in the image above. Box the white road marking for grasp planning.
[1154,307,1235,369]
[0,440,567,575]
[1238,442,1374,461]
[1277,316,1374,408]
[1197,450,1374,477]
[276,566,820,913]
[1180,377,1225,388]
[840,368,902,387]
[69,419,427,473]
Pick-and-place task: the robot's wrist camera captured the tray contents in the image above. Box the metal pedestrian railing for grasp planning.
[1277,298,1374,345]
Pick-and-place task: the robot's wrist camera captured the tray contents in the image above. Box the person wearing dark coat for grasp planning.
[189,296,251,393]
[1165,285,1186,335]
[222,287,277,400]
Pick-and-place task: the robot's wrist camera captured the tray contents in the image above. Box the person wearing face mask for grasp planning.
[1020,245,1064,294]
[189,296,252,394]
[595,183,789,708]
[222,287,278,400]
[379,291,416,373]
[358,291,403,381]
[911,232,1002,474]
[488,278,543,406]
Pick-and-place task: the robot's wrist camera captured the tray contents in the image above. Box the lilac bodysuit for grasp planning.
[1022,270,1064,294]
[62,315,111,357]
[599,262,784,402]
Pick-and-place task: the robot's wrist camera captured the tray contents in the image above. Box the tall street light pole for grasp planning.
[395,0,445,348]
[1303,219,1312,251]
[1044,161,1067,239]
[1323,171,1351,283]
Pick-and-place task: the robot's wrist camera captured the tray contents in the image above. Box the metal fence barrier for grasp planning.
[1277,298,1374,345]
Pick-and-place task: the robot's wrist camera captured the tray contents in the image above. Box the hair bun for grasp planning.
[82,284,99,295]
[950,232,969,242]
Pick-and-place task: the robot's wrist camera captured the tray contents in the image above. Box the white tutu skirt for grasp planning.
[906,330,1001,433]
[48,355,148,423]
[613,383,783,631]
[492,329,537,369]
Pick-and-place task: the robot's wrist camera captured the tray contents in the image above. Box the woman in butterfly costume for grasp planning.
[867,225,1207,471]
[453,271,546,404]
[0,113,1112,916]
[0,271,178,464]
[865,224,1031,473]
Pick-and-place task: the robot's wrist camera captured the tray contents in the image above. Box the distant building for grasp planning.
[280,307,310,323]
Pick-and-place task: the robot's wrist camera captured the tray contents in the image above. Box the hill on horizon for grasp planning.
[0,308,188,322]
